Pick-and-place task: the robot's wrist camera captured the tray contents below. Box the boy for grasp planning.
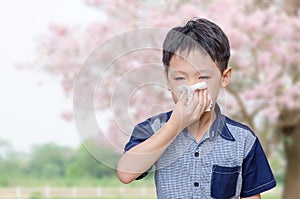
[117,18,276,198]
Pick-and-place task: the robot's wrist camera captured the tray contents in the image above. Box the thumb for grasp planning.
[179,90,189,106]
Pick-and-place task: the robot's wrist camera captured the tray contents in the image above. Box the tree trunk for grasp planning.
[279,110,300,199]
[285,0,300,15]
[280,0,300,197]
[283,132,300,198]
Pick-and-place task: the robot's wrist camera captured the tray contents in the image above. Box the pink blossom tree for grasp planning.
[31,0,300,198]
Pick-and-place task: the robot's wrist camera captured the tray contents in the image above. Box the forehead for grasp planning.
[169,50,218,74]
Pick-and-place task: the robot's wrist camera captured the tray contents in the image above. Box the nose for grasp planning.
[187,78,202,86]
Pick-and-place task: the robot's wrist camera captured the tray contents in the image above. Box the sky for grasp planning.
[0,0,103,152]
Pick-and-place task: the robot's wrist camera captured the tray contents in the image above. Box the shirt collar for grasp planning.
[211,104,235,141]
[182,103,235,142]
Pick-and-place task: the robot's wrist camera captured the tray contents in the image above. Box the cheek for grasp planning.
[170,85,182,103]
[166,79,180,103]
[207,81,221,102]
[168,79,185,98]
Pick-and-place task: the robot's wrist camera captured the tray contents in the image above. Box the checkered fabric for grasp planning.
[124,104,276,199]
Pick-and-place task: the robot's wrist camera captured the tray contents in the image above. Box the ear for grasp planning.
[221,67,232,87]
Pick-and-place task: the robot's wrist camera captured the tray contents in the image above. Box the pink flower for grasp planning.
[48,23,69,36]
[61,111,73,121]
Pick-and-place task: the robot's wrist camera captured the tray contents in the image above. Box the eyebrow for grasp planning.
[174,69,212,75]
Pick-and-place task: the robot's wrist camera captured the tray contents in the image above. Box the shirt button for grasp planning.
[194,152,199,157]
[194,182,199,187]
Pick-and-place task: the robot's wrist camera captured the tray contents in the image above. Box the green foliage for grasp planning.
[66,141,119,179]
[262,194,281,199]
[0,139,26,180]
[268,146,286,185]
[28,143,73,178]
[283,136,294,148]
[0,139,127,186]
[42,163,61,178]
[0,175,9,186]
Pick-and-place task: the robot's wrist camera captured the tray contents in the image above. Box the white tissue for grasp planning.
[178,82,213,112]
[190,82,207,91]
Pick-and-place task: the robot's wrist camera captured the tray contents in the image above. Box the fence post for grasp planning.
[119,187,125,195]
[44,186,50,199]
[72,186,77,198]
[141,187,146,196]
[16,187,21,199]
[96,187,102,197]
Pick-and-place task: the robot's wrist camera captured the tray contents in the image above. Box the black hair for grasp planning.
[162,18,230,73]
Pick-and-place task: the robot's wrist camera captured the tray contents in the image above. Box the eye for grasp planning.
[174,77,185,81]
[199,76,210,80]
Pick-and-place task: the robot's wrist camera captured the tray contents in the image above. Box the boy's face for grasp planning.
[165,50,231,106]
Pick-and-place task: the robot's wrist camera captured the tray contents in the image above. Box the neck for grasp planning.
[188,111,216,142]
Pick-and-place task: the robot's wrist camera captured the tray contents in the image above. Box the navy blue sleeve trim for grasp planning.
[240,138,276,197]
[124,111,171,152]
[135,166,153,180]
[124,120,154,152]
[241,179,276,197]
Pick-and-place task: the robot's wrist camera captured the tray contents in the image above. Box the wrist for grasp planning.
[168,112,184,134]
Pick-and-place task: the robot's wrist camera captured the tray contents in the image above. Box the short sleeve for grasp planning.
[123,119,155,180]
[124,119,155,152]
[123,111,171,180]
[241,138,276,197]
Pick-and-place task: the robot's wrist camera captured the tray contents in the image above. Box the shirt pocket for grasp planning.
[211,165,241,199]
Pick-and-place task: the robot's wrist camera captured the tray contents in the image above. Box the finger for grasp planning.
[195,89,204,112]
[187,90,199,108]
[179,91,189,106]
[202,89,208,111]
[206,91,213,111]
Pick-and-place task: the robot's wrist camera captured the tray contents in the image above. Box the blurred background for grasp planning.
[1,0,299,198]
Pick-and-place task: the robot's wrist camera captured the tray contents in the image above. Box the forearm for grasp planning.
[117,118,180,184]
[241,194,261,199]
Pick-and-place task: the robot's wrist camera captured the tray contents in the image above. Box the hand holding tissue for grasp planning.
[178,82,213,112]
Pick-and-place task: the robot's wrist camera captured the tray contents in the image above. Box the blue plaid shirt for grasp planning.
[124,105,276,198]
